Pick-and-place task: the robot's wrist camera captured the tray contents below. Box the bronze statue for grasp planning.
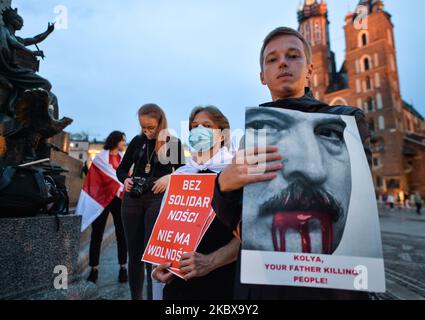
[0,7,72,166]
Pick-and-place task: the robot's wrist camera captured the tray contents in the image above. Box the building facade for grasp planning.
[69,133,90,164]
[298,0,425,199]
[69,133,127,168]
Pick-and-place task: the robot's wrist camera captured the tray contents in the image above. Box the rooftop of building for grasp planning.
[403,101,424,121]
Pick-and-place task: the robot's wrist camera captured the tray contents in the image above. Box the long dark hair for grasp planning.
[103,131,125,151]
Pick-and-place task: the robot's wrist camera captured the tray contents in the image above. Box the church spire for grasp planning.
[298,0,327,23]
[357,0,384,13]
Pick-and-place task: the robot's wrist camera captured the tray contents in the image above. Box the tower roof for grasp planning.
[298,0,328,23]
[347,0,390,25]
[357,0,385,13]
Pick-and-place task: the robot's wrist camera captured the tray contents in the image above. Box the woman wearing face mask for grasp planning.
[117,104,185,300]
[152,106,240,300]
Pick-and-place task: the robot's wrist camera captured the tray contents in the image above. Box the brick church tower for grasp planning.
[298,0,425,198]
[297,0,337,101]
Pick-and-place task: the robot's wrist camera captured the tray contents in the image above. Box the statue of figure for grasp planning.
[0,7,55,114]
[0,7,72,166]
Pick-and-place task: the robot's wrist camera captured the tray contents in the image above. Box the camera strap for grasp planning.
[134,135,157,180]
[133,135,147,177]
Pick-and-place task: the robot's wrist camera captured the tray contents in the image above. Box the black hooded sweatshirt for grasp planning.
[212,88,373,300]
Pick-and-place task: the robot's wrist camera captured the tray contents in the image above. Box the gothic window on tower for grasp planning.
[314,22,321,45]
[367,97,375,112]
[364,57,371,71]
[378,116,385,131]
[366,76,372,91]
[374,53,379,67]
[356,79,361,93]
[375,73,381,88]
[387,29,393,46]
[305,24,311,45]
[362,33,368,46]
[377,93,383,110]
[358,30,369,47]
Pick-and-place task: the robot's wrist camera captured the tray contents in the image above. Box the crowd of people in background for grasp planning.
[378,191,423,215]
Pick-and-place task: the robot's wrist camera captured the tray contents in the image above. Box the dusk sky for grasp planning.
[13,0,425,142]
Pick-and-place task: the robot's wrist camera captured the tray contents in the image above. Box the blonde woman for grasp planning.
[117,104,185,300]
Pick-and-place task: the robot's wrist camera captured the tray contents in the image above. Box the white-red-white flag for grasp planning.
[76,150,124,231]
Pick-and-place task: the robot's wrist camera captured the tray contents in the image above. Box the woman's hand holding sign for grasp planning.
[152,262,174,284]
[152,237,241,283]
[151,253,213,283]
[218,146,283,192]
[152,174,170,194]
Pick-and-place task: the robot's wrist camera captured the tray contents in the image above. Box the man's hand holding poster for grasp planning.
[142,174,216,279]
[241,107,386,292]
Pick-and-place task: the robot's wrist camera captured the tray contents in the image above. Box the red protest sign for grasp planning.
[142,174,217,279]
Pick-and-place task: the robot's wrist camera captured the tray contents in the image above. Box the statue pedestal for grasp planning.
[0,214,98,300]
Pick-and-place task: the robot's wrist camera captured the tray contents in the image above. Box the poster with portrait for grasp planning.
[241,107,386,293]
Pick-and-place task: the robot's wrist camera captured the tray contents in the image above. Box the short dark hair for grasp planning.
[103,131,125,151]
[189,106,231,149]
[260,27,312,71]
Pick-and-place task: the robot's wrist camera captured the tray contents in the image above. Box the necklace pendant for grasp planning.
[145,163,151,174]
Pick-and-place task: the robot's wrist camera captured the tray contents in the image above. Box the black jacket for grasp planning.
[212,88,373,300]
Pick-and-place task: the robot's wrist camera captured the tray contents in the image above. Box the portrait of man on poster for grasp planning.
[242,107,352,255]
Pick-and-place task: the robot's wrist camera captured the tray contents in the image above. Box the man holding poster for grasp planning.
[212,27,385,299]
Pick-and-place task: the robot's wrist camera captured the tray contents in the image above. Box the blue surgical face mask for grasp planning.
[189,125,215,153]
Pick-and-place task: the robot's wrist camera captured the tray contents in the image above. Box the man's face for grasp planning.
[243,108,352,254]
[260,35,313,100]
